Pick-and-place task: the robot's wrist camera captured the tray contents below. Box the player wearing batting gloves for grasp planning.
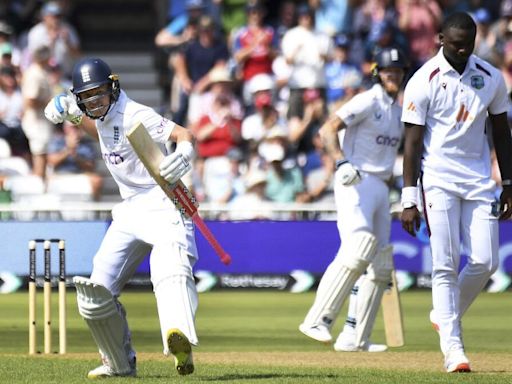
[299,47,407,352]
[401,12,512,373]
[44,58,198,378]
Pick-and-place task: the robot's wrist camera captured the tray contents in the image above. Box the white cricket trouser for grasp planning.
[90,186,199,348]
[336,172,391,248]
[422,173,499,353]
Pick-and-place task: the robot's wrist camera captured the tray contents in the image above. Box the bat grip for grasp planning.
[192,214,231,265]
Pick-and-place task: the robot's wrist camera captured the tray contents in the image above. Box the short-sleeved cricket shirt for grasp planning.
[336,83,403,180]
[401,48,508,182]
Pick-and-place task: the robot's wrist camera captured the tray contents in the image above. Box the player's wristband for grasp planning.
[401,186,418,208]
[502,179,512,186]
[335,159,348,170]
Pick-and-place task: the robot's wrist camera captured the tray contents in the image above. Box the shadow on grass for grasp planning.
[198,373,343,381]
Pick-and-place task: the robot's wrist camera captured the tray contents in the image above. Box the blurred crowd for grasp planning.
[0,0,511,219]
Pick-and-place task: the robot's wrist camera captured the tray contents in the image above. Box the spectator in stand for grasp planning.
[500,40,512,90]
[288,88,327,168]
[397,0,443,69]
[242,73,288,164]
[281,3,332,120]
[259,126,306,203]
[349,0,399,65]
[300,132,336,208]
[229,169,274,220]
[324,33,363,112]
[0,65,30,163]
[472,8,495,65]
[155,0,206,50]
[309,0,353,37]
[191,79,242,203]
[0,21,21,69]
[187,65,243,126]
[21,45,54,179]
[172,15,230,125]
[488,0,512,69]
[232,1,278,105]
[363,19,409,78]
[273,0,297,48]
[26,1,80,78]
[47,121,103,201]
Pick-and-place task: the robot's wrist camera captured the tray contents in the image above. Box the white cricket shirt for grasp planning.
[96,91,175,199]
[336,83,403,180]
[401,48,508,182]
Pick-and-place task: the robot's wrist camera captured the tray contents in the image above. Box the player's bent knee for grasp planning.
[341,231,378,274]
[366,245,394,283]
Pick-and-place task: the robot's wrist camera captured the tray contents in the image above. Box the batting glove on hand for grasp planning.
[335,160,361,186]
[159,141,195,184]
[44,93,83,125]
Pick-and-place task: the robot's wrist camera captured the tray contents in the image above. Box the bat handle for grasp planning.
[192,214,231,265]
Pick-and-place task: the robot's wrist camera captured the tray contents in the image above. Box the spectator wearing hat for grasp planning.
[188,65,243,126]
[281,3,332,120]
[228,168,274,220]
[26,1,80,78]
[172,14,230,125]
[0,65,30,163]
[21,45,54,179]
[241,74,287,161]
[232,1,278,105]
[324,34,363,112]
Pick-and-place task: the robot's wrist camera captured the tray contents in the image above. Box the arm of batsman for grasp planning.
[44,93,83,125]
[335,160,361,186]
[159,141,195,184]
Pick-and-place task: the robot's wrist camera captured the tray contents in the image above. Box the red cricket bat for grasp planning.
[127,122,231,265]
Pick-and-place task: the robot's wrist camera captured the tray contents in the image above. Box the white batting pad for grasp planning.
[155,273,198,354]
[355,245,393,348]
[73,276,133,374]
[302,232,377,330]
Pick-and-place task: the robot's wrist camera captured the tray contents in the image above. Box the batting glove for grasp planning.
[159,141,195,184]
[335,159,361,186]
[44,93,83,125]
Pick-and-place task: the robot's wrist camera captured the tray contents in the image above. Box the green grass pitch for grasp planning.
[1,289,511,383]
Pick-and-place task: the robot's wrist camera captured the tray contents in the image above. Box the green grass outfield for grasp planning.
[1,290,511,383]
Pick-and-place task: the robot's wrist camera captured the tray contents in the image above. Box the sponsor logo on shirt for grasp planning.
[103,152,124,165]
[406,101,416,112]
[376,135,400,147]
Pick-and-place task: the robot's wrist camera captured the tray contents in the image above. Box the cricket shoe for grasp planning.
[333,331,388,352]
[444,348,471,373]
[87,357,136,379]
[167,328,194,375]
[299,323,332,343]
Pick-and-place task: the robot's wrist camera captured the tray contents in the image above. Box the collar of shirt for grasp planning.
[371,83,394,105]
[436,47,478,77]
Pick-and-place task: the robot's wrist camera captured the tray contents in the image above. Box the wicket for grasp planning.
[28,239,67,355]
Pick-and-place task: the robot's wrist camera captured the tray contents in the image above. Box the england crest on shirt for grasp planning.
[470,75,484,89]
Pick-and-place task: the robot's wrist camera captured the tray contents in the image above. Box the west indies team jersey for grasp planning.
[401,48,508,183]
[95,91,175,199]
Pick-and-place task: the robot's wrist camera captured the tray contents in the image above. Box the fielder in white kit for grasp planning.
[44,58,198,378]
[299,47,407,352]
[400,12,512,373]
